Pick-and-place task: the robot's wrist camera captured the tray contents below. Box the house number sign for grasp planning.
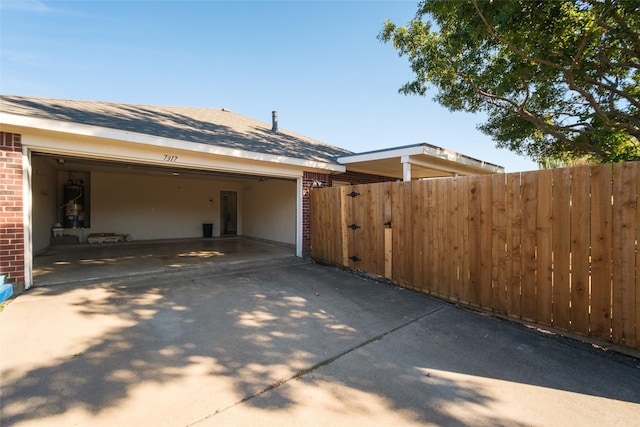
[163,155,178,163]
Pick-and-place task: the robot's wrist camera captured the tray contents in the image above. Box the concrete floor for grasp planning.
[2,259,639,426]
[32,237,295,286]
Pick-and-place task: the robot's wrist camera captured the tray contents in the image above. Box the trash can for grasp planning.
[203,223,213,238]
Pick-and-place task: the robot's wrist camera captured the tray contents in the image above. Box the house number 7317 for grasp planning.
[163,155,178,162]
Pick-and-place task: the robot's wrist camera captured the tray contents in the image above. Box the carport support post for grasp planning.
[296,177,303,257]
[22,146,32,289]
[401,155,412,181]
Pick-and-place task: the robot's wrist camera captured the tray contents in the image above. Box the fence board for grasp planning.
[424,180,437,294]
[637,166,640,350]
[309,189,321,261]
[309,190,320,259]
[492,174,507,313]
[589,164,612,340]
[439,179,451,297]
[450,178,461,299]
[382,182,393,279]
[360,185,375,273]
[413,181,426,291]
[438,180,448,297]
[506,173,522,317]
[345,185,357,270]
[552,168,571,331]
[468,176,483,306]
[364,184,384,276]
[570,166,591,334]
[359,185,371,273]
[521,171,538,321]
[457,177,470,303]
[311,188,340,265]
[479,175,494,308]
[339,186,349,266]
[361,183,378,274]
[391,182,413,287]
[536,169,553,325]
[612,162,637,347]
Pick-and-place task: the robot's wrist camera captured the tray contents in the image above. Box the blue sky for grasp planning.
[1,0,538,172]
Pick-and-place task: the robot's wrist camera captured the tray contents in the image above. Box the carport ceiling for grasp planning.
[34,153,293,183]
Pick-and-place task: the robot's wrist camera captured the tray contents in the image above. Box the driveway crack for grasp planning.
[186,304,445,426]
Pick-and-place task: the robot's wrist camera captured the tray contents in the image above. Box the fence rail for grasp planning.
[310,161,640,351]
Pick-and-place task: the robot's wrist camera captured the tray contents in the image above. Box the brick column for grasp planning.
[302,171,330,254]
[0,132,25,287]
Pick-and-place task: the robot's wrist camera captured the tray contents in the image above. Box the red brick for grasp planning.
[0,133,25,287]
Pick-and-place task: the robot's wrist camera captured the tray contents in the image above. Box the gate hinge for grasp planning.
[346,191,360,198]
[347,223,361,230]
[349,256,362,262]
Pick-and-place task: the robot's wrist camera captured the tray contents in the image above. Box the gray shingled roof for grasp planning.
[0,95,352,164]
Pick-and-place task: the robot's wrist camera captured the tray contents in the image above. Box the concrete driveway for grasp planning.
[2,258,639,426]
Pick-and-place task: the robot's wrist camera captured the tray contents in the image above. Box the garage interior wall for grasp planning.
[32,156,58,252]
[90,171,243,242]
[242,179,296,245]
[31,155,297,252]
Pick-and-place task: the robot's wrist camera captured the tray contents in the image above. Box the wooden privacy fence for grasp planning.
[310,161,640,351]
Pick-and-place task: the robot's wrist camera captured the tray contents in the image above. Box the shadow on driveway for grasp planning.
[2,260,639,426]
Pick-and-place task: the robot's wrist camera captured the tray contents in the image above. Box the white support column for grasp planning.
[22,147,33,289]
[295,177,303,258]
[401,155,412,181]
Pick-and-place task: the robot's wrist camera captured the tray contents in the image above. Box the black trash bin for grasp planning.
[203,223,213,238]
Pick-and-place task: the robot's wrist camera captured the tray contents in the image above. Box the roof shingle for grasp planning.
[0,95,352,163]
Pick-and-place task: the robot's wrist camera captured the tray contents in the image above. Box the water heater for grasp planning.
[63,183,84,228]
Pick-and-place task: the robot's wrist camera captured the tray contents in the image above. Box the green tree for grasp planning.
[379,0,640,163]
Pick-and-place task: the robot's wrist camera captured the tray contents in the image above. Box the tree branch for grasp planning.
[604,1,640,57]
[470,0,566,72]
[472,0,639,134]
[455,68,609,158]
[582,75,640,110]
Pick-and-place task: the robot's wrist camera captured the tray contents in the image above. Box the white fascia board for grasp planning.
[0,113,346,173]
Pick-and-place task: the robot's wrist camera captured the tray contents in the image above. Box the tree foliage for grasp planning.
[379,0,640,163]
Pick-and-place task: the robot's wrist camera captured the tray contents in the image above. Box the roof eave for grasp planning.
[0,112,346,173]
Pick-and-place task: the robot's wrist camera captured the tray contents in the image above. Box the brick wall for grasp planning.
[302,172,330,253]
[0,132,25,287]
[302,170,395,254]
